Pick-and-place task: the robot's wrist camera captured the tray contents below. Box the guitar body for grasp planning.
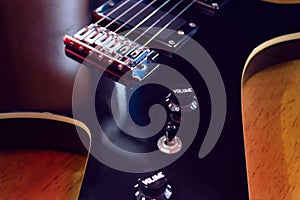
[71,1,300,199]
[0,0,300,199]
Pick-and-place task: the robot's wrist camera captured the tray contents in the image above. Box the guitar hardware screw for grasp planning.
[98,55,104,60]
[79,46,84,51]
[189,22,196,28]
[136,64,145,70]
[118,64,123,70]
[109,2,115,7]
[177,30,184,35]
[168,40,175,45]
[212,3,219,9]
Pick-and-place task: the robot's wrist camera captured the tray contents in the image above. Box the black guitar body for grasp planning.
[1,0,300,199]
[74,1,300,200]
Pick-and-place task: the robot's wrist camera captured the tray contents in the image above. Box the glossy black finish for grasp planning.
[78,1,300,199]
[1,0,300,199]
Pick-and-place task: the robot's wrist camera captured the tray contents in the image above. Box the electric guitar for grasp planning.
[0,0,300,199]
[61,0,300,199]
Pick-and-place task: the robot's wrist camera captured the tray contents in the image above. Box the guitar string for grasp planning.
[132,0,185,43]
[123,0,173,37]
[113,0,158,33]
[95,0,131,25]
[105,0,144,29]
[92,0,195,49]
[142,0,196,47]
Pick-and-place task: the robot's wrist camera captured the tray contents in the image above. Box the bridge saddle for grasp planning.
[63,23,159,84]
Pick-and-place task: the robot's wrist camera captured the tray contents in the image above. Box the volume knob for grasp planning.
[134,171,172,200]
[166,85,198,114]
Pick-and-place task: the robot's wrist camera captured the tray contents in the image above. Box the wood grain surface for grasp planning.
[242,59,300,200]
[0,150,86,200]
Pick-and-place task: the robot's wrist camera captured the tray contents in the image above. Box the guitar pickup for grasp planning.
[63,23,159,84]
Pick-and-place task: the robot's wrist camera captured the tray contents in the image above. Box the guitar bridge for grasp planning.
[63,0,199,84]
[63,23,159,84]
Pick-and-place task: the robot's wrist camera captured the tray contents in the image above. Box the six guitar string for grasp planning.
[93,0,197,47]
